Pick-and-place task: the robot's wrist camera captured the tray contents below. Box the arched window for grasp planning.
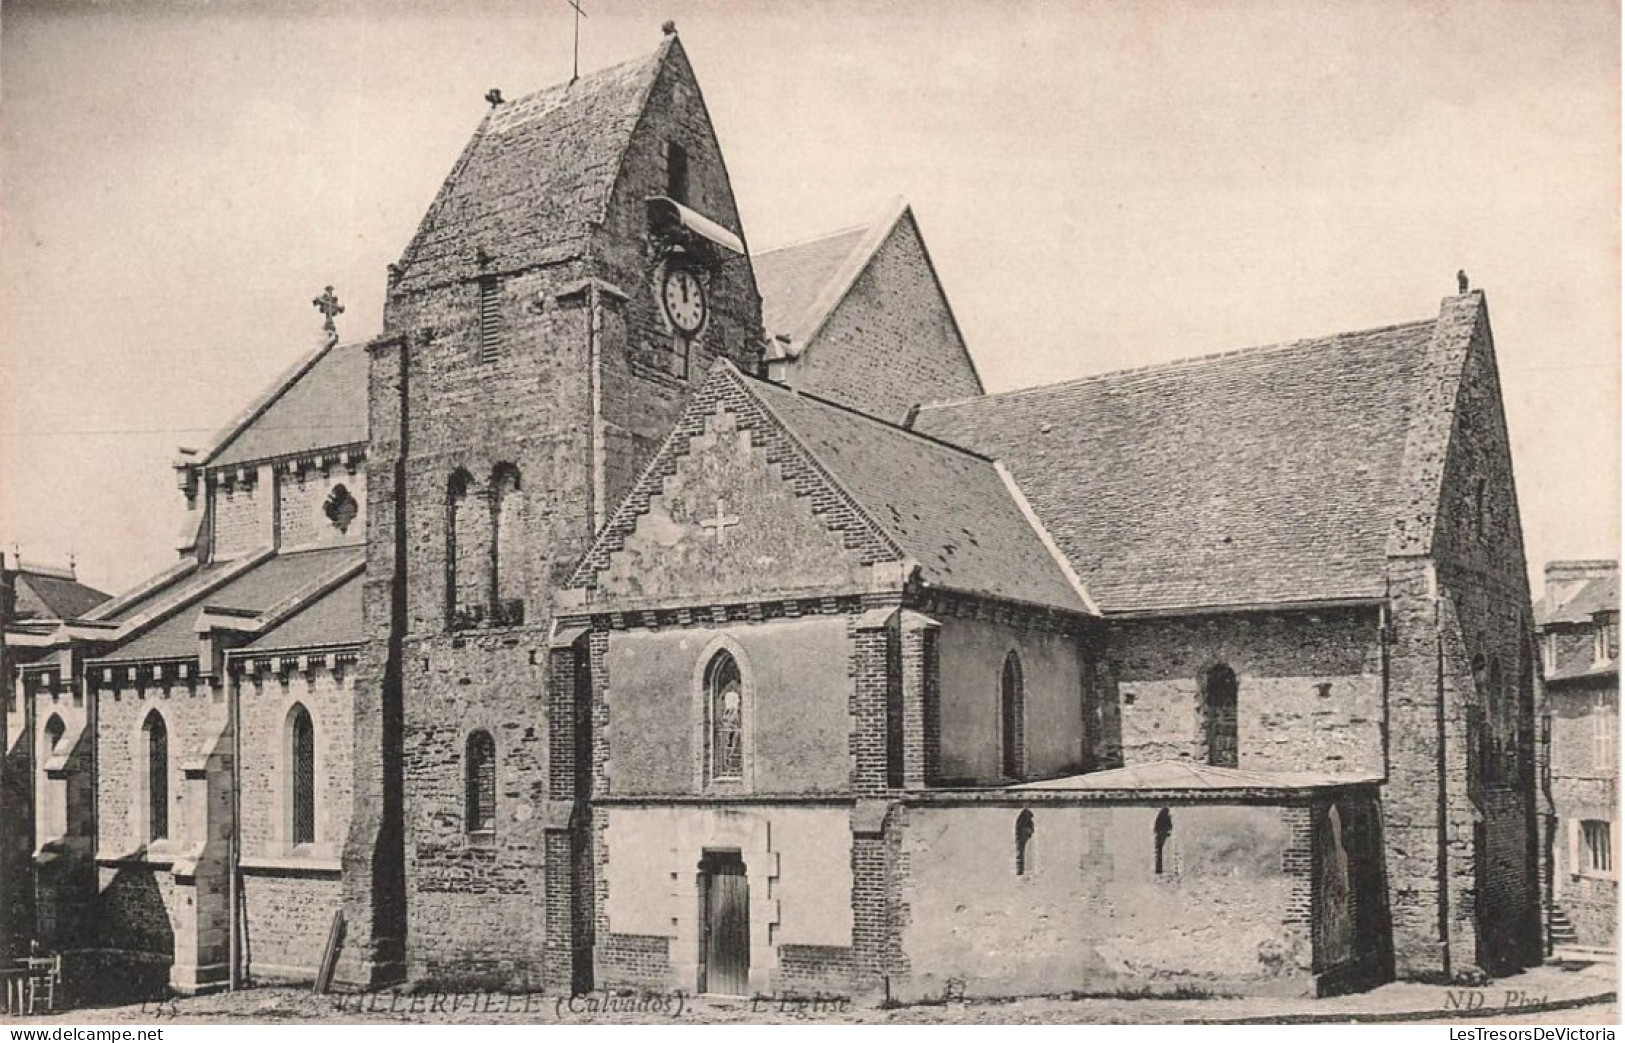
[1001,652,1024,780]
[289,704,316,846]
[491,464,524,626]
[1015,809,1035,876]
[43,714,65,753]
[447,469,490,629]
[466,730,496,834]
[707,652,744,782]
[1203,665,1238,768]
[144,711,168,842]
[1154,807,1174,875]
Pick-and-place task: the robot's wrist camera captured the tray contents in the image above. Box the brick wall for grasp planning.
[780,208,982,424]
[1106,608,1385,776]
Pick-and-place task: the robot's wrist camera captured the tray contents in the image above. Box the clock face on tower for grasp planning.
[661,266,708,335]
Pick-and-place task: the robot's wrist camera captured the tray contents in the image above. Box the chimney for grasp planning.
[1543,559,1618,606]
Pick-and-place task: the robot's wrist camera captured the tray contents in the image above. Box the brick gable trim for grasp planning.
[564,361,905,594]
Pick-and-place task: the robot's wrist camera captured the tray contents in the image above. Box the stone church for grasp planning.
[2,30,1543,1002]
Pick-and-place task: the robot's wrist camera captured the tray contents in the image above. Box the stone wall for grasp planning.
[278,465,367,553]
[934,611,1087,784]
[601,618,854,796]
[1548,678,1618,948]
[1383,293,1541,978]
[212,471,272,559]
[898,802,1317,998]
[360,40,767,986]
[780,208,982,424]
[593,40,763,517]
[236,665,354,860]
[1106,608,1384,776]
[241,873,344,982]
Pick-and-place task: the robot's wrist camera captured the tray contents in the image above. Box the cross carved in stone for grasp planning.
[312,286,344,333]
[697,499,741,544]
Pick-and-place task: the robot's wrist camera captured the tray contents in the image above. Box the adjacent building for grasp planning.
[1536,560,1618,951]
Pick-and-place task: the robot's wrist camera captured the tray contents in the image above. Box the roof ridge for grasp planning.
[752,221,870,257]
[738,369,995,463]
[920,317,1437,413]
[199,333,342,467]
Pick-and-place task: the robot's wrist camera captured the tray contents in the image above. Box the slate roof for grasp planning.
[742,373,1091,613]
[753,225,869,342]
[1012,760,1379,792]
[245,571,363,652]
[914,320,1437,615]
[98,547,362,662]
[393,38,674,293]
[1536,571,1619,626]
[89,560,238,624]
[205,338,368,470]
[12,568,110,621]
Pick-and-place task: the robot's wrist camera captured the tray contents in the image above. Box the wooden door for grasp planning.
[700,851,749,995]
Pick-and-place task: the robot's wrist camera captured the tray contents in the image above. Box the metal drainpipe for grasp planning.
[588,283,606,536]
[228,659,241,990]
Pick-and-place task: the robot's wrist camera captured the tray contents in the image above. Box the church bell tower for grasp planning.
[343,30,763,988]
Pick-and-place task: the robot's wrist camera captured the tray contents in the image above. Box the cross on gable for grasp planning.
[697,499,741,544]
[312,286,344,333]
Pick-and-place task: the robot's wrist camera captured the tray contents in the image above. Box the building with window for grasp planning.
[3,29,1545,1002]
[1535,560,1618,950]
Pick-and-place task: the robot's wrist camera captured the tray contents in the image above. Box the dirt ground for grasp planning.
[11,969,1618,1027]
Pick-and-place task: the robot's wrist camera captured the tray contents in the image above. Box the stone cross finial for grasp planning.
[1457,269,1469,294]
[312,286,344,333]
[485,88,504,108]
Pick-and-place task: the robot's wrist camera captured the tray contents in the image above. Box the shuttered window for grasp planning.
[478,275,502,363]
[291,705,316,845]
[466,731,496,833]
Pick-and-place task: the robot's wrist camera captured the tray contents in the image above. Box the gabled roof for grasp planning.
[244,570,363,653]
[915,315,1444,615]
[95,547,363,663]
[753,223,870,345]
[200,335,368,470]
[572,362,1093,615]
[393,38,676,294]
[11,564,110,621]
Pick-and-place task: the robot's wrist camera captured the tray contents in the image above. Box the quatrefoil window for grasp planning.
[324,484,358,534]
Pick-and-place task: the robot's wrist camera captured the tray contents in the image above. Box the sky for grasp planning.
[1,0,1619,597]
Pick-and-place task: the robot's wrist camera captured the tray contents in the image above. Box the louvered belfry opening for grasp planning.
[478,274,502,363]
[291,704,316,845]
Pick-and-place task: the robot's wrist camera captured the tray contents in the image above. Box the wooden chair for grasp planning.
[21,954,61,1014]
[0,966,27,1014]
